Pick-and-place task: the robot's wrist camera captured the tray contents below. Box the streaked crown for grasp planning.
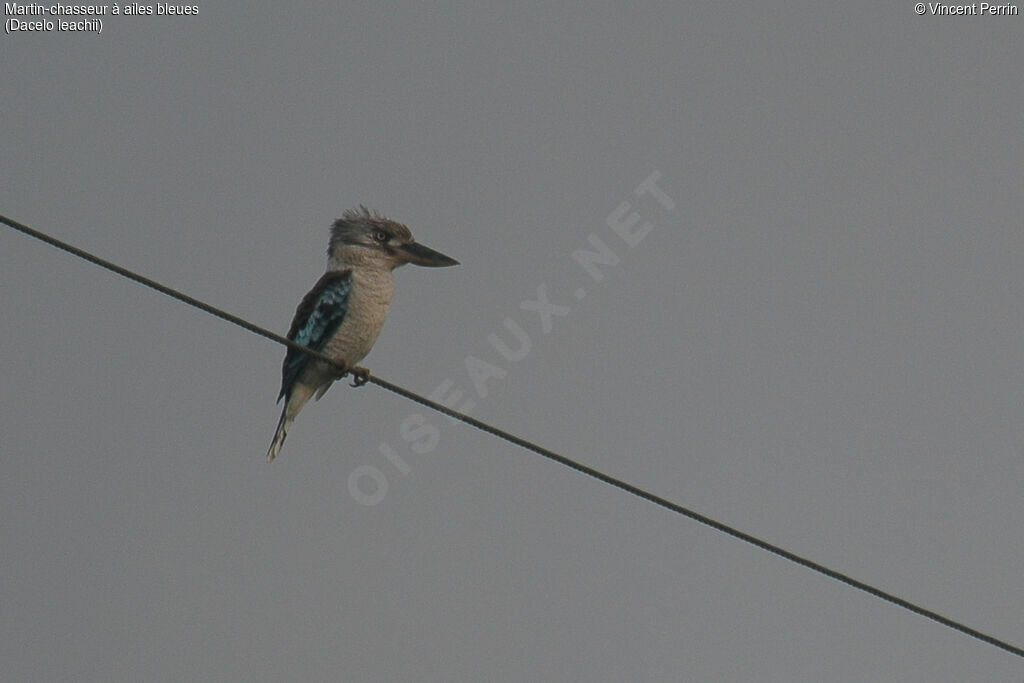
[329,206,412,257]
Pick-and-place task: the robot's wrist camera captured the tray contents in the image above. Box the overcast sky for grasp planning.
[2,2,1022,681]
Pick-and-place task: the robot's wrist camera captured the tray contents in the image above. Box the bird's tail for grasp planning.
[266,383,315,462]
[266,404,292,463]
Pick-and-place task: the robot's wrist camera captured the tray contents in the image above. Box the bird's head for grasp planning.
[328,206,459,270]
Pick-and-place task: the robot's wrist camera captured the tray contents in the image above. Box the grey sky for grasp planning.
[2,2,1022,680]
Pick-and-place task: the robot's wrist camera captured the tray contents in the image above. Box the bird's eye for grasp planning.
[372,229,389,243]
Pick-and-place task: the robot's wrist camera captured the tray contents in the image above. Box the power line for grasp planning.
[3,212,1022,661]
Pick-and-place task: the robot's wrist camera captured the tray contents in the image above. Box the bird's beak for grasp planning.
[398,241,459,267]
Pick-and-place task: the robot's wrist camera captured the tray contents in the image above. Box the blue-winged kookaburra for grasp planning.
[266,207,458,462]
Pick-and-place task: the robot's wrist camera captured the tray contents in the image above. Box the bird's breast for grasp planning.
[324,268,395,365]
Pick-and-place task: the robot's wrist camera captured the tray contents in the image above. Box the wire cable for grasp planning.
[3,213,1022,660]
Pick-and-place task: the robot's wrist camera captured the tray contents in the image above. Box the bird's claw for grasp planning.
[328,360,369,387]
[331,361,352,381]
[348,366,370,387]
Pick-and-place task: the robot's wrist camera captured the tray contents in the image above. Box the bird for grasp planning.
[266,206,458,462]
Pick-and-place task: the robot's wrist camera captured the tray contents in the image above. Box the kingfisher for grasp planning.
[266,207,458,462]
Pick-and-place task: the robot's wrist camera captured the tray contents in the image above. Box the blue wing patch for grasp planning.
[278,269,353,402]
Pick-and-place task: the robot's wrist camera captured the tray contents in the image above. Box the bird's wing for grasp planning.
[278,269,353,402]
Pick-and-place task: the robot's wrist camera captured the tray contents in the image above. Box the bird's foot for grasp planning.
[330,360,352,381]
[348,366,371,387]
